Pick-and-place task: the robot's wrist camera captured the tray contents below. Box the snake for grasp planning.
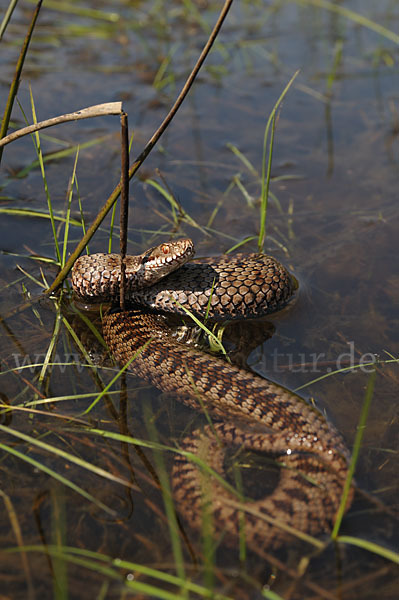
[71,239,353,554]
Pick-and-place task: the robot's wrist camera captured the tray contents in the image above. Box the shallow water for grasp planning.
[0,1,398,598]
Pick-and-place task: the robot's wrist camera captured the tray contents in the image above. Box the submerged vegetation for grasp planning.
[0,1,398,599]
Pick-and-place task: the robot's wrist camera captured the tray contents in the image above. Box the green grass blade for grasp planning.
[231,464,246,564]
[51,485,69,600]
[295,358,398,392]
[0,207,81,227]
[295,0,399,45]
[232,174,255,207]
[222,496,324,549]
[75,177,88,253]
[226,236,258,253]
[1,133,109,184]
[144,406,187,597]
[168,296,228,358]
[262,590,285,600]
[107,201,117,253]
[0,0,19,40]
[153,44,178,90]
[0,441,116,516]
[326,39,343,94]
[38,304,62,385]
[0,489,35,597]
[0,361,117,378]
[226,142,258,176]
[24,0,120,22]
[11,391,121,408]
[6,544,236,598]
[335,536,399,564]
[259,112,276,251]
[62,147,80,267]
[145,177,208,234]
[16,263,47,288]
[79,339,153,415]
[28,88,61,263]
[331,369,376,538]
[75,545,232,598]
[258,70,299,251]
[0,423,132,490]
[87,428,242,499]
[68,308,107,350]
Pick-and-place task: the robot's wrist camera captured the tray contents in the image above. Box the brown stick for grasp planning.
[45,0,234,296]
[0,102,123,148]
[119,112,129,310]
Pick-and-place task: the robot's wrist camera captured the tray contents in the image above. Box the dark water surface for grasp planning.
[0,1,398,598]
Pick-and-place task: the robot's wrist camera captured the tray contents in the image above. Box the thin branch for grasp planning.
[0,102,123,148]
[45,0,234,296]
[0,0,43,164]
[119,112,129,310]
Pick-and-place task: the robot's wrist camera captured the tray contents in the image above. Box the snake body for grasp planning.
[72,239,295,320]
[72,239,352,553]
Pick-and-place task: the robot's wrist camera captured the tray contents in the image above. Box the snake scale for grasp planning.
[72,239,353,553]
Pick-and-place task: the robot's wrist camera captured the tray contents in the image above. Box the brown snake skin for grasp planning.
[71,238,295,320]
[72,239,353,553]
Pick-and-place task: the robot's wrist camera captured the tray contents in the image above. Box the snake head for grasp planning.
[137,238,195,286]
[71,238,195,302]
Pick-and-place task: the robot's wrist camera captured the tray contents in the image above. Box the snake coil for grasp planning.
[72,239,353,553]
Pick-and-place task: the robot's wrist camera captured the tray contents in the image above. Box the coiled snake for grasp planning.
[71,239,353,553]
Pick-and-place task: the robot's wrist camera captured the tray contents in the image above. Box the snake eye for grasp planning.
[161,244,169,254]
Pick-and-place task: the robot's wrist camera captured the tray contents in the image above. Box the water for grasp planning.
[0,1,398,598]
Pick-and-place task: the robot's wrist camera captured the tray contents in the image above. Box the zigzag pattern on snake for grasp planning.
[72,238,353,553]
